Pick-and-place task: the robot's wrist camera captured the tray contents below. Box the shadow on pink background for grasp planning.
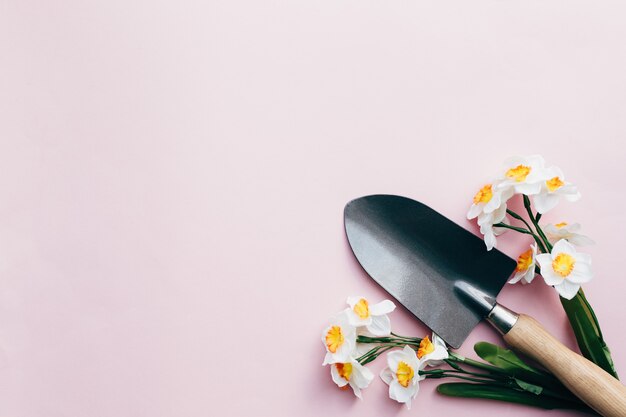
[1,1,625,416]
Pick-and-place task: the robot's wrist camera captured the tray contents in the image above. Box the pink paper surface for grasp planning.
[1,1,626,416]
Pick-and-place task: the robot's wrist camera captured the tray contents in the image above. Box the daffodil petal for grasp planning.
[556,183,576,194]
[334,340,354,363]
[552,239,577,257]
[467,204,482,220]
[568,234,595,246]
[526,154,547,167]
[423,345,449,366]
[352,363,374,388]
[355,342,376,356]
[369,300,395,316]
[542,165,563,180]
[564,192,581,202]
[346,296,364,309]
[569,264,592,284]
[483,192,502,214]
[367,314,391,336]
[330,364,349,387]
[522,268,536,284]
[568,223,582,232]
[350,384,362,399]
[492,204,508,223]
[535,253,551,268]
[576,253,592,264]
[346,309,372,327]
[483,229,496,251]
[556,280,580,300]
[402,345,419,363]
[541,269,563,286]
[508,272,523,284]
[537,254,563,286]
[389,380,418,408]
[534,193,560,214]
[386,350,404,372]
[515,181,543,195]
[433,334,445,344]
[380,367,393,385]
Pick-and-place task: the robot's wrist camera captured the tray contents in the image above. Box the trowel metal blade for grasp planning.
[344,195,516,348]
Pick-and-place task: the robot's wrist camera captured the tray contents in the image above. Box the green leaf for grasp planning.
[473,341,573,399]
[474,341,544,376]
[437,383,596,414]
[514,378,543,395]
[561,289,619,379]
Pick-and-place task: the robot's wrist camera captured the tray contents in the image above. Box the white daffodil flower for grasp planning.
[467,182,514,250]
[322,311,357,365]
[417,333,448,367]
[536,239,593,300]
[543,222,594,246]
[345,296,396,336]
[533,166,581,214]
[496,155,551,195]
[329,358,374,399]
[467,181,514,219]
[478,207,508,251]
[380,345,426,410]
[508,243,538,285]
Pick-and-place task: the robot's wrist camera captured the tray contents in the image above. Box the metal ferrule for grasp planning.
[486,303,519,334]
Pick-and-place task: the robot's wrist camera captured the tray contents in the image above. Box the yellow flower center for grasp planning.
[396,361,415,388]
[417,336,435,359]
[473,184,493,204]
[335,363,352,381]
[552,253,576,278]
[546,176,565,192]
[506,165,531,182]
[555,222,568,229]
[353,298,370,319]
[515,248,534,272]
[325,326,344,353]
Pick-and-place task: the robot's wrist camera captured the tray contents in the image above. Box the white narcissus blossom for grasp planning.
[536,239,593,300]
[508,244,538,285]
[533,166,581,214]
[417,333,448,367]
[467,182,514,250]
[329,359,374,399]
[380,345,426,410]
[543,222,594,246]
[496,155,550,195]
[345,296,396,336]
[321,311,357,365]
[467,181,513,220]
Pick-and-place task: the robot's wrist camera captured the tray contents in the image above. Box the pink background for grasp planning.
[1,1,626,416]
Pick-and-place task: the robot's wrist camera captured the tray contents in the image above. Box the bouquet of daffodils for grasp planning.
[468,155,616,378]
[320,155,617,413]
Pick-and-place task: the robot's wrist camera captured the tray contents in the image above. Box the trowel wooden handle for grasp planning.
[503,314,626,417]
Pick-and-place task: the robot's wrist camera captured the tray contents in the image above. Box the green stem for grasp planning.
[390,332,422,342]
[493,223,533,235]
[448,352,511,375]
[425,373,507,384]
[560,289,619,379]
[522,195,552,252]
[505,208,548,253]
[357,345,394,365]
[441,363,509,382]
[357,335,422,345]
[506,209,535,235]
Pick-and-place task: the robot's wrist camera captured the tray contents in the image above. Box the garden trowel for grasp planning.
[344,194,626,417]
